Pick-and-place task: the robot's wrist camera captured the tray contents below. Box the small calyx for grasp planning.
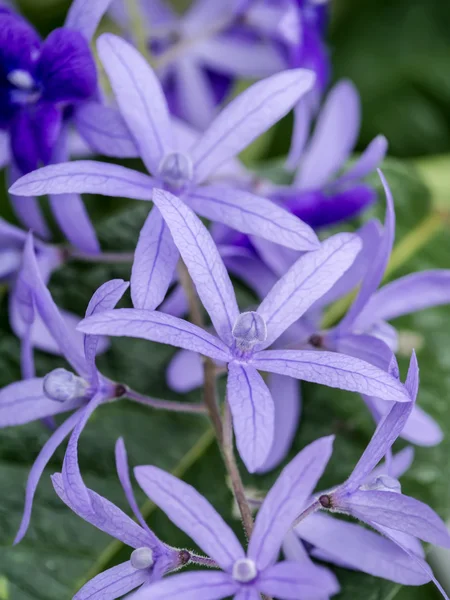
[232,311,267,352]
[178,549,191,566]
[130,547,154,570]
[158,152,193,191]
[319,494,332,509]
[43,368,89,403]
[232,558,258,583]
[361,474,402,494]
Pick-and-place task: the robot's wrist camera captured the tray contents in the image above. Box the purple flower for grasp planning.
[0,233,129,543]
[1,0,138,252]
[52,438,184,599]
[10,33,322,312]
[78,190,409,472]
[128,435,339,600]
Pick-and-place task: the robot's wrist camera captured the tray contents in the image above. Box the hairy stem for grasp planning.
[125,388,208,414]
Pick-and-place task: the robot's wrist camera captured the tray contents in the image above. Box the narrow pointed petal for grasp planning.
[294,80,360,189]
[286,98,313,170]
[84,279,129,379]
[159,284,188,318]
[346,352,417,489]
[0,378,83,427]
[339,169,395,329]
[52,473,151,549]
[297,512,431,585]
[343,491,450,548]
[249,436,334,569]
[227,363,274,473]
[174,59,217,131]
[250,236,299,278]
[399,404,443,447]
[14,410,82,543]
[73,561,147,600]
[369,447,415,481]
[97,34,173,173]
[131,207,179,310]
[334,135,388,187]
[167,350,204,393]
[134,466,244,569]
[74,101,139,158]
[224,251,278,300]
[257,232,361,349]
[257,375,301,473]
[8,164,50,239]
[330,333,393,371]
[191,69,315,184]
[65,0,114,41]
[21,235,89,377]
[128,571,238,600]
[9,161,156,200]
[50,193,100,254]
[253,349,410,402]
[187,185,318,251]
[356,270,450,330]
[258,561,331,600]
[77,309,232,362]
[152,189,239,344]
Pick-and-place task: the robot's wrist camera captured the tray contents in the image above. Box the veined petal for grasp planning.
[127,571,238,600]
[134,466,244,569]
[356,270,450,330]
[73,561,148,600]
[258,561,331,600]
[334,135,388,187]
[227,363,274,473]
[9,161,156,201]
[252,349,410,402]
[97,33,173,174]
[187,185,318,251]
[298,512,430,585]
[65,0,114,41]
[77,309,232,362]
[152,189,239,345]
[249,436,334,569]
[131,207,179,311]
[8,163,50,239]
[294,80,360,189]
[191,69,315,184]
[74,101,139,158]
[257,233,362,349]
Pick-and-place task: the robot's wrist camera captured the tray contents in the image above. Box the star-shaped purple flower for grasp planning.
[78,189,410,472]
[10,33,320,313]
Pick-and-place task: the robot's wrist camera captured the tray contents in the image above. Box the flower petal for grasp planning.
[77,309,232,362]
[152,189,239,345]
[73,561,148,600]
[9,161,156,200]
[167,349,204,393]
[65,0,114,41]
[330,333,393,371]
[191,69,315,184]
[257,561,331,600]
[128,571,238,600]
[97,33,173,174]
[248,436,334,569]
[8,169,50,240]
[131,207,179,310]
[227,363,274,473]
[334,135,388,187]
[187,185,318,251]
[134,466,244,569]
[173,58,218,131]
[257,232,361,349]
[253,349,410,402]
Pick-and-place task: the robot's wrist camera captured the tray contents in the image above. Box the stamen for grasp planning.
[362,474,401,494]
[130,547,154,570]
[232,312,267,351]
[43,368,89,403]
[232,558,257,583]
[158,152,193,190]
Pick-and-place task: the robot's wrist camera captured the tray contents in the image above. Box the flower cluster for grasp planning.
[1,1,450,599]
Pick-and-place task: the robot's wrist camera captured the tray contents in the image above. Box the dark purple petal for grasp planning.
[39,28,97,103]
[0,11,41,74]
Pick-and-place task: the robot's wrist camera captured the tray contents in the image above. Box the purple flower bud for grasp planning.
[232,558,258,583]
[158,152,193,191]
[130,547,155,570]
[232,311,267,350]
[43,368,88,403]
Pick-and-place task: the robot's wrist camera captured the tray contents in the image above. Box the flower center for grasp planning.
[8,69,41,105]
[158,152,193,191]
[232,312,267,351]
[233,558,258,583]
[362,474,401,494]
[130,547,154,570]
[43,368,89,403]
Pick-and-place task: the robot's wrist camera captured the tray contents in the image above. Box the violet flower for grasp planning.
[52,438,187,599]
[78,189,410,472]
[10,33,321,313]
[129,435,339,600]
[0,0,137,252]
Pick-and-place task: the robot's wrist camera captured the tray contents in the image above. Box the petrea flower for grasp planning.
[10,33,320,313]
[52,438,185,599]
[78,190,410,472]
[129,435,339,600]
[1,0,137,252]
[0,234,130,542]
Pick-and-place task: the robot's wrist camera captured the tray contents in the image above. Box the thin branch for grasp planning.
[125,388,208,415]
[68,249,135,264]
